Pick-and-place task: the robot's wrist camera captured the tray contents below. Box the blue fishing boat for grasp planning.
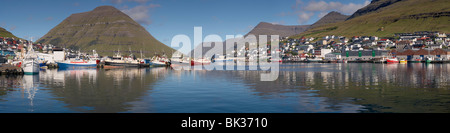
[56,58,98,68]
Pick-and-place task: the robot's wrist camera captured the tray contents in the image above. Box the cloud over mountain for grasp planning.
[121,4,160,25]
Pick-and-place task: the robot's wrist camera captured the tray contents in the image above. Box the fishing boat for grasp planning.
[386,58,399,63]
[22,57,40,74]
[22,43,40,74]
[191,58,211,66]
[150,55,170,67]
[104,49,141,67]
[56,58,98,68]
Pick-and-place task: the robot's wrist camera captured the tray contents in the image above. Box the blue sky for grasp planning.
[0,0,369,53]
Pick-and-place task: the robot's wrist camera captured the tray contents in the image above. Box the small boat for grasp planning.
[150,56,170,67]
[22,57,40,75]
[409,59,421,63]
[425,57,432,63]
[400,59,407,64]
[386,58,399,63]
[56,58,98,68]
[191,58,211,66]
[306,58,322,62]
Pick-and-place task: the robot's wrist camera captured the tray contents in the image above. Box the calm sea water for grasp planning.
[0,63,449,113]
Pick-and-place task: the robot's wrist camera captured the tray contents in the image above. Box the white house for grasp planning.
[324,53,341,60]
[319,49,332,57]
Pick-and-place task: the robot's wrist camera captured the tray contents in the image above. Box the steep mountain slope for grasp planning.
[37,6,174,57]
[0,27,18,38]
[347,0,404,20]
[310,11,349,28]
[246,22,310,37]
[293,0,450,38]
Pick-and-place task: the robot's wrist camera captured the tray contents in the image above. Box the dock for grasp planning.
[0,64,24,75]
[282,60,450,64]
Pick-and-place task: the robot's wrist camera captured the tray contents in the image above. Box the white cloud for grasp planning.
[121,4,160,25]
[302,0,370,14]
[297,11,314,24]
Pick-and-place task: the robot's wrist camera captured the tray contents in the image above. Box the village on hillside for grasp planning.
[2,31,450,68]
[278,31,450,62]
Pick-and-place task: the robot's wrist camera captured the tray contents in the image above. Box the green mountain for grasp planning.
[246,22,310,37]
[0,27,18,38]
[292,0,450,38]
[36,6,174,57]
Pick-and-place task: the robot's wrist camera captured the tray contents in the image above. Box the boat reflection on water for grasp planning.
[0,63,449,113]
[38,67,169,113]
[22,75,40,110]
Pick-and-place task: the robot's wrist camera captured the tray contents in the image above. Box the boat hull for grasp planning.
[386,59,399,63]
[190,60,211,66]
[57,62,97,68]
[306,59,322,62]
[400,60,407,64]
[105,61,141,67]
[23,61,40,75]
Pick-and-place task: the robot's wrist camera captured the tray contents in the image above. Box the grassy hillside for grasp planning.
[0,27,18,38]
[292,0,450,39]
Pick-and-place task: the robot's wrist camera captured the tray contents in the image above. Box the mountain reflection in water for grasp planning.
[0,63,448,113]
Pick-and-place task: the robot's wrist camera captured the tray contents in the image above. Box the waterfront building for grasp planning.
[341,50,389,61]
[391,48,450,60]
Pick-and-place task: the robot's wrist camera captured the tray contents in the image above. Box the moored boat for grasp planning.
[386,58,399,63]
[56,58,98,68]
[400,59,407,64]
[22,43,40,74]
[104,50,142,67]
[22,57,40,75]
[191,58,211,66]
[150,56,170,67]
[306,58,322,62]
[409,59,421,63]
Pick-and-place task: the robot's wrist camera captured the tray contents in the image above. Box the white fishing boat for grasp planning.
[22,43,40,75]
[150,55,170,67]
[22,57,40,74]
[104,49,141,67]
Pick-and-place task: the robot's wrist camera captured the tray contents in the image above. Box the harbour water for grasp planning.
[0,63,449,113]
